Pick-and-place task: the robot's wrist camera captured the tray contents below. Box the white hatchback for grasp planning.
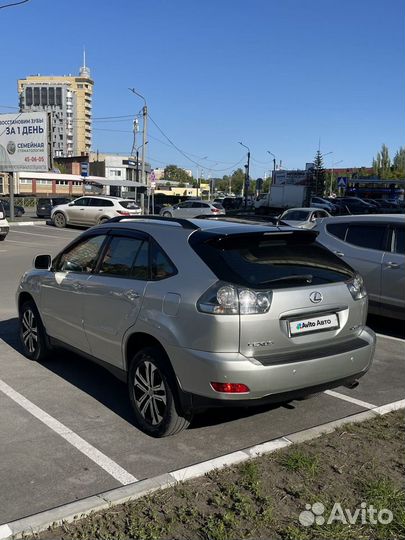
[51,196,142,228]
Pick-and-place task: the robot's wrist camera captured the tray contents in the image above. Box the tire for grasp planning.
[98,217,109,224]
[162,211,172,218]
[128,346,192,437]
[53,212,67,228]
[0,235,5,241]
[19,300,50,361]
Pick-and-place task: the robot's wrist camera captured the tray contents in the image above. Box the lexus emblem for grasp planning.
[309,291,323,304]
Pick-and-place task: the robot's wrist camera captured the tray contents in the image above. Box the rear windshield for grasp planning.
[119,200,140,209]
[191,232,354,289]
[283,210,310,221]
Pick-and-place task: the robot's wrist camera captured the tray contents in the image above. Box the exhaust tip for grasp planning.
[344,380,359,389]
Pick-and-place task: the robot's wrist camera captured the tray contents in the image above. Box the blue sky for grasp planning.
[1,0,404,178]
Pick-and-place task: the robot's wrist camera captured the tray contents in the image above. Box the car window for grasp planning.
[150,241,177,280]
[192,202,206,208]
[89,198,114,207]
[119,200,140,209]
[283,210,310,221]
[177,202,192,208]
[37,198,49,206]
[132,240,149,280]
[393,227,405,255]
[72,198,90,207]
[56,235,107,273]
[345,225,386,250]
[99,236,144,277]
[191,231,354,289]
[326,222,348,240]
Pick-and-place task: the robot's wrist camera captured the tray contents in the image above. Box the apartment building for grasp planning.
[18,59,93,158]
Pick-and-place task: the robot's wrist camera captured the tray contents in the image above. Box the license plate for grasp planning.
[289,313,339,336]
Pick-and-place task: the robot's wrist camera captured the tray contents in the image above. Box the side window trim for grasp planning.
[345,223,388,252]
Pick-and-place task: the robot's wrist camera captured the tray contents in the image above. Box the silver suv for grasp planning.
[51,195,141,228]
[17,217,376,437]
[314,214,405,320]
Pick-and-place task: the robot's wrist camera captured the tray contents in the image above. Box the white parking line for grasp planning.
[324,389,377,409]
[376,333,405,343]
[0,379,138,486]
[9,229,77,239]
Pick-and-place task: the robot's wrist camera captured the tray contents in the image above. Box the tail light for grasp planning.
[197,281,272,315]
[211,208,220,213]
[347,273,367,300]
[117,210,131,216]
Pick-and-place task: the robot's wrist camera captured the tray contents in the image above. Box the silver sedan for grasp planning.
[160,200,225,218]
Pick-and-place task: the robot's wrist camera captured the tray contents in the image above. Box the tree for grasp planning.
[373,144,391,178]
[163,164,191,184]
[310,150,326,196]
[393,147,405,176]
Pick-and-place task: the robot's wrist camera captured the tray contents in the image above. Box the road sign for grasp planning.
[337,177,347,188]
[81,162,89,177]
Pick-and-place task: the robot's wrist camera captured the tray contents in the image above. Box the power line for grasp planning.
[0,0,30,9]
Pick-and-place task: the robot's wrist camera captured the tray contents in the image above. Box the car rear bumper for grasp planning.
[168,326,376,403]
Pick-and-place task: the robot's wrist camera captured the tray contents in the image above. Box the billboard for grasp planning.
[0,112,49,172]
[273,170,309,186]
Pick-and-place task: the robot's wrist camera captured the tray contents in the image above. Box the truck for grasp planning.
[254,185,310,215]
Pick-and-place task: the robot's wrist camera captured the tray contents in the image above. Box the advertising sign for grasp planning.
[0,112,49,172]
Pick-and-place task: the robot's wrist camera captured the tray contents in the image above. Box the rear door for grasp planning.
[82,231,149,368]
[88,197,114,225]
[381,224,405,318]
[340,223,388,312]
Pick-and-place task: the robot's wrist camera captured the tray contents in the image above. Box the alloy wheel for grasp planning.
[133,360,167,426]
[21,308,38,354]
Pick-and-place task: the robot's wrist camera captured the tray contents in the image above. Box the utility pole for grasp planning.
[129,88,148,213]
[267,150,276,186]
[9,172,15,221]
[239,142,250,209]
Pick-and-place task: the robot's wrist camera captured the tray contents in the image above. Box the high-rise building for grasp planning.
[18,55,93,158]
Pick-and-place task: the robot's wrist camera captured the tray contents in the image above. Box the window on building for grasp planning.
[56,87,62,107]
[41,87,47,106]
[48,87,55,106]
[25,87,33,107]
[33,87,40,106]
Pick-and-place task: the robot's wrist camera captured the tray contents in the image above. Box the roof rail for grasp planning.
[106,215,200,230]
[194,214,289,227]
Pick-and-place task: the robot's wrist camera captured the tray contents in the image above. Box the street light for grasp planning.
[267,150,276,185]
[238,142,250,208]
[129,88,148,213]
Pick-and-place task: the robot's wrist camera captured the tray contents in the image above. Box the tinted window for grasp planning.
[191,232,354,289]
[177,202,192,208]
[90,198,114,207]
[132,240,149,280]
[192,202,206,208]
[394,227,405,255]
[151,242,177,280]
[56,235,107,273]
[326,223,348,240]
[73,198,90,207]
[346,225,386,250]
[99,237,144,277]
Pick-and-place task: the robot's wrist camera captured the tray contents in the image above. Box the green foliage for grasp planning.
[309,150,326,196]
[372,145,405,178]
[163,164,191,184]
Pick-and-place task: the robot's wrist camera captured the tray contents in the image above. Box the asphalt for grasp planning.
[0,224,404,526]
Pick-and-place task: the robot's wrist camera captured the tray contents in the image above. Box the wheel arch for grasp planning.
[18,291,36,314]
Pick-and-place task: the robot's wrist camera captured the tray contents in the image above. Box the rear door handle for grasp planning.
[386,262,400,269]
[334,250,344,257]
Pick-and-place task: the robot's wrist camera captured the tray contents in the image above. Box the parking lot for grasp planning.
[0,223,404,527]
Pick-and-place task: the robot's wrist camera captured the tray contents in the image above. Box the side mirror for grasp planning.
[34,254,52,270]
[68,202,75,207]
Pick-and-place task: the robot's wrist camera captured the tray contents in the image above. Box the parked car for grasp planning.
[280,207,331,228]
[51,196,142,228]
[310,196,337,213]
[335,197,376,214]
[17,216,375,437]
[0,199,25,218]
[36,197,72,218]
[314,214,405,319]
[159,200,225,218]
[0,201,9,240]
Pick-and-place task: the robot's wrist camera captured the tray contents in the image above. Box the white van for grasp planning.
[0,201,9,241]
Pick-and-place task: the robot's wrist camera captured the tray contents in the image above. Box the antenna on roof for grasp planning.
[79,47,91,78]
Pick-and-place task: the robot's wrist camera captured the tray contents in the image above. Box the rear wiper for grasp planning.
[259,274,313,285]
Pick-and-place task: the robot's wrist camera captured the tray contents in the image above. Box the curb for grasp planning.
[1,398,404,539]
[8,220,47,227]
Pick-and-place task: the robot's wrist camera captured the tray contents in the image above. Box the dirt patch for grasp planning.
[25,410,405,540]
